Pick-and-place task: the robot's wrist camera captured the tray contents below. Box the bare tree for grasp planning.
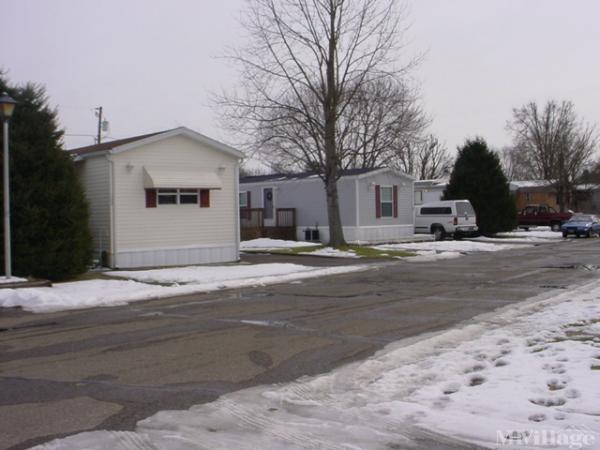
[340,78,427,170]
[498,145,531,181]
[393,135,451,180]
[507,100,598,211]
[219,0,419,246]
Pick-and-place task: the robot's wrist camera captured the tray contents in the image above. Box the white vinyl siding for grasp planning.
[241,169,415,243]
[112,135,238,253]
[75,155,111,260]
[358,173,413,227]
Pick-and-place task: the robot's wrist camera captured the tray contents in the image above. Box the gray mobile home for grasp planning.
[240,168,415,243]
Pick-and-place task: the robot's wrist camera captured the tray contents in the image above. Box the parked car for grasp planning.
[561,214,600,238]
[414,200,478,241]
[517,204,572,231]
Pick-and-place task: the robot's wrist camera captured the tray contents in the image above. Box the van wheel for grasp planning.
[551,222,561,232]
[432,227,445,241]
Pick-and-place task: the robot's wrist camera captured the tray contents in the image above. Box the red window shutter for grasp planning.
[200,189,210,208]
[145,189,157,208]
[393,185,398,218]
[375,185,381,218]
[247,191,251,208]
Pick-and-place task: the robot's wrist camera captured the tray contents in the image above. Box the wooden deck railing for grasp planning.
[240,208,296,241]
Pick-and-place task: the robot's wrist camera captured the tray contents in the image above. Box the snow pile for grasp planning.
[373,240,528,253]
[107,263,331,284]
[33,279,600,449]
[498,228,563,240]
[0,279,173,313]
[474,235,558,244]
[0,276,27,284]
[0,263,369,313]
[300,247,360,258]
[402,250,463,262]
[240,238,320,250]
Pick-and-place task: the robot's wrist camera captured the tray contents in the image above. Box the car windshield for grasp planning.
[569,215,593,222]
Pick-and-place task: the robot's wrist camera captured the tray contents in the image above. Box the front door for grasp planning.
[263,187,275,226]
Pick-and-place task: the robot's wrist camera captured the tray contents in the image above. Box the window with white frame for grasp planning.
[380,186,393,217]
[239,191,248,208]
[157,188,199,205]
[414,190,423,205]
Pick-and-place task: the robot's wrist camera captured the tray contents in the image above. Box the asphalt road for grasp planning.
[1,239,599,450]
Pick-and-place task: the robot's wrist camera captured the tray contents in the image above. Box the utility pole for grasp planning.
[95,106,103,144]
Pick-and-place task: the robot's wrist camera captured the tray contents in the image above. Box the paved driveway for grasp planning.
[0,239,598,449]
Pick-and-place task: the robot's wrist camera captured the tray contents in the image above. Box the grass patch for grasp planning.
[244,244,415,258]
[336,245,415,258]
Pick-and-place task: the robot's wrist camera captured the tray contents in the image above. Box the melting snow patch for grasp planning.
[240,238,320,250]
[31,279,600,449]
[0,264,369,313]
[300,247,360,258]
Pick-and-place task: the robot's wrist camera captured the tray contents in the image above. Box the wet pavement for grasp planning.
[1,238,599,449]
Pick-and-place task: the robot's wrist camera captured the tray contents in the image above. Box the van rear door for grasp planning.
[456,201,477,228]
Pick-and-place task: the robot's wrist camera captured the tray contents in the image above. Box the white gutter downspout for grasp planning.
[106,154,117,268]
[355,177,360,244]
[234,161,241,260]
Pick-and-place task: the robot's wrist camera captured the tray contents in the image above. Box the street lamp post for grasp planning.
[0,92,17,279]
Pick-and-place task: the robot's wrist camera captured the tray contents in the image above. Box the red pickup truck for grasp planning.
[517,204,572,231]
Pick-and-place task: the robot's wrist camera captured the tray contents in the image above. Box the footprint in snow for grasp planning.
[528,413,547,422]
[529,397,567,407]
[464,364,486,374]
[542,362,566,374]
[546,379,567,391]
[565,389,580,399]
[469,375,486,387]
[495,358,509,367]
[442,383,460,395]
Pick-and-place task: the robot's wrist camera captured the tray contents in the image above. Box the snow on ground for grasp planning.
[0,276,27,284]
[33,279,600,450]
[473,235,561,244]
[0,264,368,313]
[240,238,320,250]
[498,228,563,240]
[373,240,529,253]
[299,247,360,258]
[402,250,463,262]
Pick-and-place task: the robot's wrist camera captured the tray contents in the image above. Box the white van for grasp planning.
[414,200,478,240]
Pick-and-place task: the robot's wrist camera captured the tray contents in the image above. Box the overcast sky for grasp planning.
[2,0,599,162]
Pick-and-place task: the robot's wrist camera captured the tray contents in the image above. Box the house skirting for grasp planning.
[113,243,238,268]
[296,224,414,244]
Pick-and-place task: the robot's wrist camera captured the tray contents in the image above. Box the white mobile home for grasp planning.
[240,168,415,243]
[414,179,448,205]
[69,127,243,268]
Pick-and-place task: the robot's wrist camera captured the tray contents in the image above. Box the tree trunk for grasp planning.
[322,1,346,248]
[325,177,345,247]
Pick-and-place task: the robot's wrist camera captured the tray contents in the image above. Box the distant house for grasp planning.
[509,180,600,213]
[509,180,558,211]
[239,168,415,243]
[69,127,244,268]
[414,179,448,204]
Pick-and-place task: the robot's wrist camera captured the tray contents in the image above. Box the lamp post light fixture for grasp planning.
[0,92,17,279]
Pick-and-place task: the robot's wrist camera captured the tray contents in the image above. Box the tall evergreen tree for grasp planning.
[0,76,92,280]
[443,138,516,235]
